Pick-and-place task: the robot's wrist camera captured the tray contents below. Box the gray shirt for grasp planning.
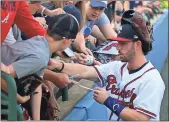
[1,36,50,78]
[80,13,110,37]
[3,25,22,46]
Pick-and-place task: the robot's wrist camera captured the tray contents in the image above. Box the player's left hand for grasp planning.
[93,87,109,104]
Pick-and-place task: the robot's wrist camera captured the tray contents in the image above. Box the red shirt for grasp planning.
[1,1,46,43]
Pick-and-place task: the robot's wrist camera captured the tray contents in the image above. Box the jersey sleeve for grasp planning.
[14,2,46,38]
[94,61,121,84]
[133,71,165,119]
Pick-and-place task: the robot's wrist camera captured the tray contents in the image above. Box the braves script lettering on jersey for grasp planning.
[94,61,165,120]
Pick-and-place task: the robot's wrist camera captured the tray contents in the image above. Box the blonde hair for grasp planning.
[75,1,89,30]
[51,1,76,8]
[51,1,64,8]
[51,1,88,30]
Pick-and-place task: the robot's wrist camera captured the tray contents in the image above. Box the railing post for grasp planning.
[1,71,17,121]
[62,86,68,101]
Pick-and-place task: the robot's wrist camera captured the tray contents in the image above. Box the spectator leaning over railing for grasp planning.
[69,0,117,55]
[9,0,84,90]
[1,1,75,95]
[1,1,72,120]
[43,1,89,59]
[42,3,88,88]
[1,14,79,120]
[57,1,118,66]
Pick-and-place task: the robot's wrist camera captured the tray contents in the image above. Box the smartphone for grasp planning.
[63,48,75,57]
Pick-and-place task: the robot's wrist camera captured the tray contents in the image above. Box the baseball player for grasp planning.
[47,10,165,121]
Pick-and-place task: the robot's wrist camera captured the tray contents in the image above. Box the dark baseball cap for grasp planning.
[47,14,79,39]
[110,9,152,42]
[109,24,139,42]
[63,5,82,25]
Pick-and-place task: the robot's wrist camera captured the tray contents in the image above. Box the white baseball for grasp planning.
[86,55,94,65]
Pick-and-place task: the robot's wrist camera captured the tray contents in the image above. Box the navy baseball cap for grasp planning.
[63,5,82,25]
[109,24,139,42]
[90,0,107,8]
[110,9,152,43]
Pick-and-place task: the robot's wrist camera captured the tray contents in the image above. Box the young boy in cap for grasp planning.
[46,10,165,121]
[1,14,79,120]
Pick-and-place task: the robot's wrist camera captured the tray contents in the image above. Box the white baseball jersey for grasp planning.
[94,61,165,120]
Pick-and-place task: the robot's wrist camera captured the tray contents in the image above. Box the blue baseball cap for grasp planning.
[90,0,107,8]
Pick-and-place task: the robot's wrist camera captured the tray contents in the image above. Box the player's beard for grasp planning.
[119,46,136,62]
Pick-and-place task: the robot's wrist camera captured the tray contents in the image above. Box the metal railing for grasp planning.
[1,71,23,121]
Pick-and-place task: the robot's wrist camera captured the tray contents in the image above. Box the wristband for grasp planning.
[53,62,64,72]
[104,96,126,116]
